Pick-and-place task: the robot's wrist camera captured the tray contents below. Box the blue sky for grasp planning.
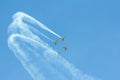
[0,0,120,80]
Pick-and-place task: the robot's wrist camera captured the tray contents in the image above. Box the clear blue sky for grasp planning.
[0,0,120,80]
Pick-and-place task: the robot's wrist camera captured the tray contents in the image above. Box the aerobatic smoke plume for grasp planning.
[8,12,101,80]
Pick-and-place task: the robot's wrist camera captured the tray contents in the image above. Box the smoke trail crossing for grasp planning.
[8,12,101,80]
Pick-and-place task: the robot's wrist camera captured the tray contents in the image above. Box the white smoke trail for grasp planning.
[12,12,61,38]
[8,12,101,80]
[39,32,53,42]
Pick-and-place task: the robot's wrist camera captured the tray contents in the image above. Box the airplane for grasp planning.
[53,40,58,45]
[61,37,65,41]
[63,46,67,51]
[57,51,61,56]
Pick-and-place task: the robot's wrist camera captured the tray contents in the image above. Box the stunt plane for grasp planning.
[57,51,61,56]
[53,40,58,45]
[63,46,67,51]
[61,37,65,41]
